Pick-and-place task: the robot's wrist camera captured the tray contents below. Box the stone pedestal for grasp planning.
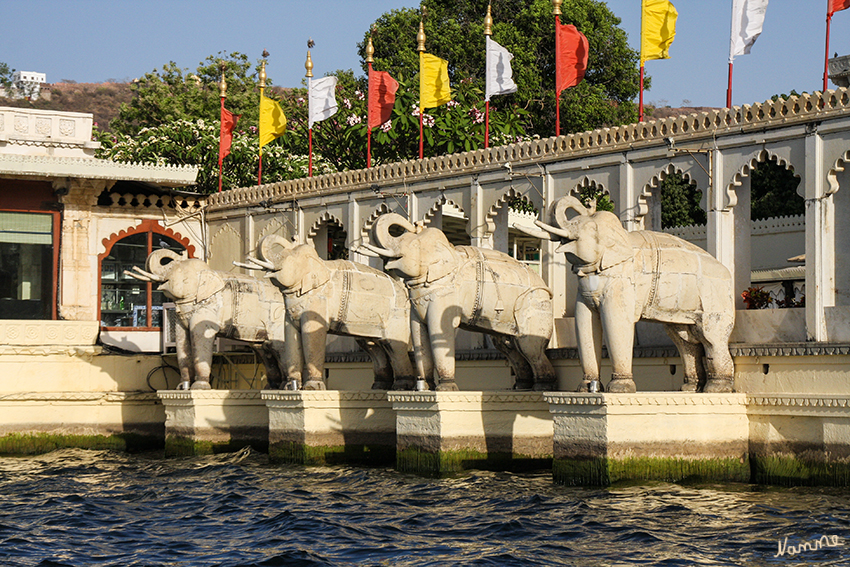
[545,393,749,486]
[159,390,268,456]
[387,391,553,476]
[264,390,395,465]
[749,394,850,485]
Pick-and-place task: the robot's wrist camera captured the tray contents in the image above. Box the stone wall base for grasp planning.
[545,393,750,485]
[0,392,163,454]
[388,391,553,476]
[159,390,268,456]
[264,390,395,465]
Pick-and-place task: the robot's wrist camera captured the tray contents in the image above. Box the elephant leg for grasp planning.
[254,343,283,390]
[664,324,706,392]
[174,323,194,390]
[575,300,603,392]
[300,313,328,390]
[383,339,417,391]
[514,335,557,391]
[700,317,735,393]
[356,338,393,390]
[284,319,304,390]
[600,305,636,394]
[491,335,534,390]
[189,322,219,390]
[411,310,436,390]
[427,305,460,391]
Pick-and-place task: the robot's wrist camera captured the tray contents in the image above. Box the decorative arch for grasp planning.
[636,163,698,223]
[256,217,286,241]
[423,196,466,223]
[827,148,850,195]
[726,149,799,210]
[361,203,392,242]
[485,187,536,235]
[208,223,242,268]
[99,219,194,261]
[307,211,346,243]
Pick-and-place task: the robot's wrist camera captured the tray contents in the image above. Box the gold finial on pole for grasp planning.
[218,61,228,98]
[416,9,427,52]
[305,38,315,78]
[552,0,562,17]
[484,1,493,36]
[259,59,267,89]
[366,35,375,64]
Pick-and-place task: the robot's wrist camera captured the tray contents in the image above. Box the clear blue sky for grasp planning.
[2,1,845,108]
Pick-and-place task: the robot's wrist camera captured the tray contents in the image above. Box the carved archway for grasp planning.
[308,212,347,260]
[636,164,698,228]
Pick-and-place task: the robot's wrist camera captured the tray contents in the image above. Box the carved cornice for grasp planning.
[0,320,99,347]
[262,391,390,403]
[0,392,158,403]
[387,391,546,404]
[207,89,850,211]
[0,154,198,186]
[544,392,748,407]
[747,394,850,417]
[730,343,850,357]
[157,390,264,401]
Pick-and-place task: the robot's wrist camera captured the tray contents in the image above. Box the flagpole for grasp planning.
[826,1,834,93]
[639,65,645,122]
[306,49,314,178]
[218,63,227,193]
[417,16,426,160]
[258,58,266,186]
[726,62,733,108]
[484,2,493,148]
[553,0,562,135]
[366,36,374,168]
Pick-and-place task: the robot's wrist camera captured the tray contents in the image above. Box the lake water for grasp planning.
[0,448,848,566]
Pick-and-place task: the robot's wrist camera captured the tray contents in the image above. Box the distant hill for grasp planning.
[0,81,719,135]
[0,82,133,132]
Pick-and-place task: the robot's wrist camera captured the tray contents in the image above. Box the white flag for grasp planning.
[729,0,768,62]
[485,36,517,102]
[308,76,338,128]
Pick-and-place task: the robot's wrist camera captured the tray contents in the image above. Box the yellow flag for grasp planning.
[259,93,286,148]
[419,52,451,112]
[641,0,678,64]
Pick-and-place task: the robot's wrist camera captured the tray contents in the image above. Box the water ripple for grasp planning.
[1,450,849,566]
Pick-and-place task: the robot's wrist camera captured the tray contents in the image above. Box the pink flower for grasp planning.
[346,114,362,126]
[446,100,459,108]
[355,90,365,101]
[343,98,352,109]
[422,114,435,128]
[380,120,392,132]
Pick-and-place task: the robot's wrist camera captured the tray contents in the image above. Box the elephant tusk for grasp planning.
[233,260,263,271]
[361,242,400,258]
[245,255,276,270]
[354,246,381,258]
[534,220,575,241]
[511,223,555,241]
[125,267,164,282]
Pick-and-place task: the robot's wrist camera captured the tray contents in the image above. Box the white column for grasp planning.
[707,149,737,292]
[468,180,493,249]
[805,131,834,341]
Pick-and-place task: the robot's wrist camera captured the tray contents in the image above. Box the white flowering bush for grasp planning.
[96,118,336,193]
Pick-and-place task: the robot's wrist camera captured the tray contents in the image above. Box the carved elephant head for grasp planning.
[253,235,331,296]
[127,249,225,304]
[535,196,633,275]
[363,213,459,284]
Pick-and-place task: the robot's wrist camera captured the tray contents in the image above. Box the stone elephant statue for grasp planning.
[360,213,556,392]
[238,234,430,391]
[125,250,288,391]
[523,195,735,394]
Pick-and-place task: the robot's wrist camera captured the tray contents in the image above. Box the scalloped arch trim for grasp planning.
[98,219,194,260]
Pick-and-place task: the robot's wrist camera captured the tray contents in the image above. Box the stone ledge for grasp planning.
[747,394,850,416]
[0,391,158,403]
[544,392,748,407]
[157,390,263,402]
[262,390,389,403]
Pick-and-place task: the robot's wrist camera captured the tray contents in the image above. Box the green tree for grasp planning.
[660,173,706,228]
[0,62,15,92]
[110,52,265,135]
[360,0,641,137]
[750,158,803,221]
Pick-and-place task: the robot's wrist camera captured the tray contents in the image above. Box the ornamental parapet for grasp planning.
[207,89,850,211]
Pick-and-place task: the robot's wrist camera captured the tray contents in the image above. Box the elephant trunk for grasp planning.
[146,249,182,280]
[372,213,415,258]
[552,195,592,229]
[535,219,580,241]
[258,234,294,270]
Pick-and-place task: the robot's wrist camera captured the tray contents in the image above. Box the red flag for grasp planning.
[556,23,589,95]
[831,0,850,15]
[219,104,240,163]
[368,69,399,129]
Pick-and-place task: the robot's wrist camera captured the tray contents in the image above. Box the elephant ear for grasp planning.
[196,270,226,303]
[297,248,331,296]
[421,230,456,284]
[598,216,634,272]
